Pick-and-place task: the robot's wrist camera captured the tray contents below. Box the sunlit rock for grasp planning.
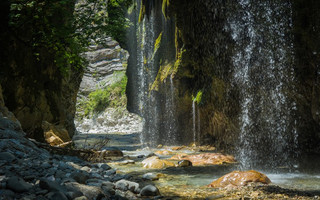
[141,156,175,169]
[170,153,236,166]
[177,160,192,167]
[208,170,271,188]
[42,121,71,146]
[155,150,174,155]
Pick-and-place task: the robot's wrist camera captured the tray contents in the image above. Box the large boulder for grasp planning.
[141,156,175,169]
[208,170,271,188]
[42,121,71,146]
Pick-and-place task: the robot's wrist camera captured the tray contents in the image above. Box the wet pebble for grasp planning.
[140,185,160,197]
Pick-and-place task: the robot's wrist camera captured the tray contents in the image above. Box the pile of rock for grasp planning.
[0,104,160,199]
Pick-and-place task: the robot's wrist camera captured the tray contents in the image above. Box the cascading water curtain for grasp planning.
[229,0,297,169]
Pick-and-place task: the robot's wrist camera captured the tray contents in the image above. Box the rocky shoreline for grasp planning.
[0,107,158,200]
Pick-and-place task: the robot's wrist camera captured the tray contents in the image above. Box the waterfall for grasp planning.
[192,100,196,145]
[127,0,178,147]
[164,77,177,145]
[230,0,297,169]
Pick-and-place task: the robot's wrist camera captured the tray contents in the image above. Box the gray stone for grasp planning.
[64,182,103,200]
[65,190,84,199]
[142,173,159,181]
[47,191,68,200]
[7,176,32,193]
[0,189,15,199]
[104,169,116,176]
[74,196,88,200]
[115,179,140,194]
[96,163,111,170]
[140,185,160,197]
[39,178,65,192]
[70,171,89,184]
[0,152,15,162]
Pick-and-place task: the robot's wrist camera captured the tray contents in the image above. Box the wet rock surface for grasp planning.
[0,106,159,200]
[170,153,236,166]
[208,170,271,188]
[141,156,175,169]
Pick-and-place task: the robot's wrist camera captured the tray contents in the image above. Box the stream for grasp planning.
[73,132,320,199]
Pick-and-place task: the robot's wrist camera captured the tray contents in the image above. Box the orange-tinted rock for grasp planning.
[42,121,71,146]
[142,156,175,169]
[170,153,235,166]
[208,170,271,188]
[155,150,174,155]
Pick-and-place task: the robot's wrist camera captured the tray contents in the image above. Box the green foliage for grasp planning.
[162,0,170,19]
[192,90,203,105]
[81,71,128,117]
[8,0,132,73]
[152,32,162,60]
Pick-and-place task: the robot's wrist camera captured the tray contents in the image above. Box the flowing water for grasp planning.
[230,0,297,169]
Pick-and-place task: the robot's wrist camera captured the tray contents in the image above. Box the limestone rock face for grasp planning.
[208,170,271,188]
[79,37,129,95]
[75,37,142,135]
[1,37,83,141]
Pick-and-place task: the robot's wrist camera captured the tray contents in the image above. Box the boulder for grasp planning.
[141,156,175,169]
[208,170,271,188]
[142,173,159,181]
[115,179,140,193]
[7,176,32,193]
[140,185,160,196]
[170,153,236,166]
[177,160,192,167]
[64,182,103,200]
[42,121,71,146]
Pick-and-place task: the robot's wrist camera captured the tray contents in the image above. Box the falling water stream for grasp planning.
[117,0,320,198]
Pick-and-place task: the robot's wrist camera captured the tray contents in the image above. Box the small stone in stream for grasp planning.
[140,185,160,196]
[70,171,90,184]
[115,179,140,194]
[7,176,32,193]
[41,162,51,169]
[177,160,192,167]
[105,169,116,176]
[142,173,159,181]
[96,163,111,170]
[46,191,68,200]
[80,166,91,172]
[111,174,132,182]
[39,178,65,192]
[0,152,15,162]
[119,160,135,165]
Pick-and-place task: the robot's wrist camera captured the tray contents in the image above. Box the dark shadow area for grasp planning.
[257,185,320,198]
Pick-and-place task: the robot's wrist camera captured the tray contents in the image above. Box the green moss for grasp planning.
[79,71,127,117]
[150,62,174,92]
[192,90,203,105]
[152,32,163,60]
[162,0,170,19]
[138,0,145,22]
